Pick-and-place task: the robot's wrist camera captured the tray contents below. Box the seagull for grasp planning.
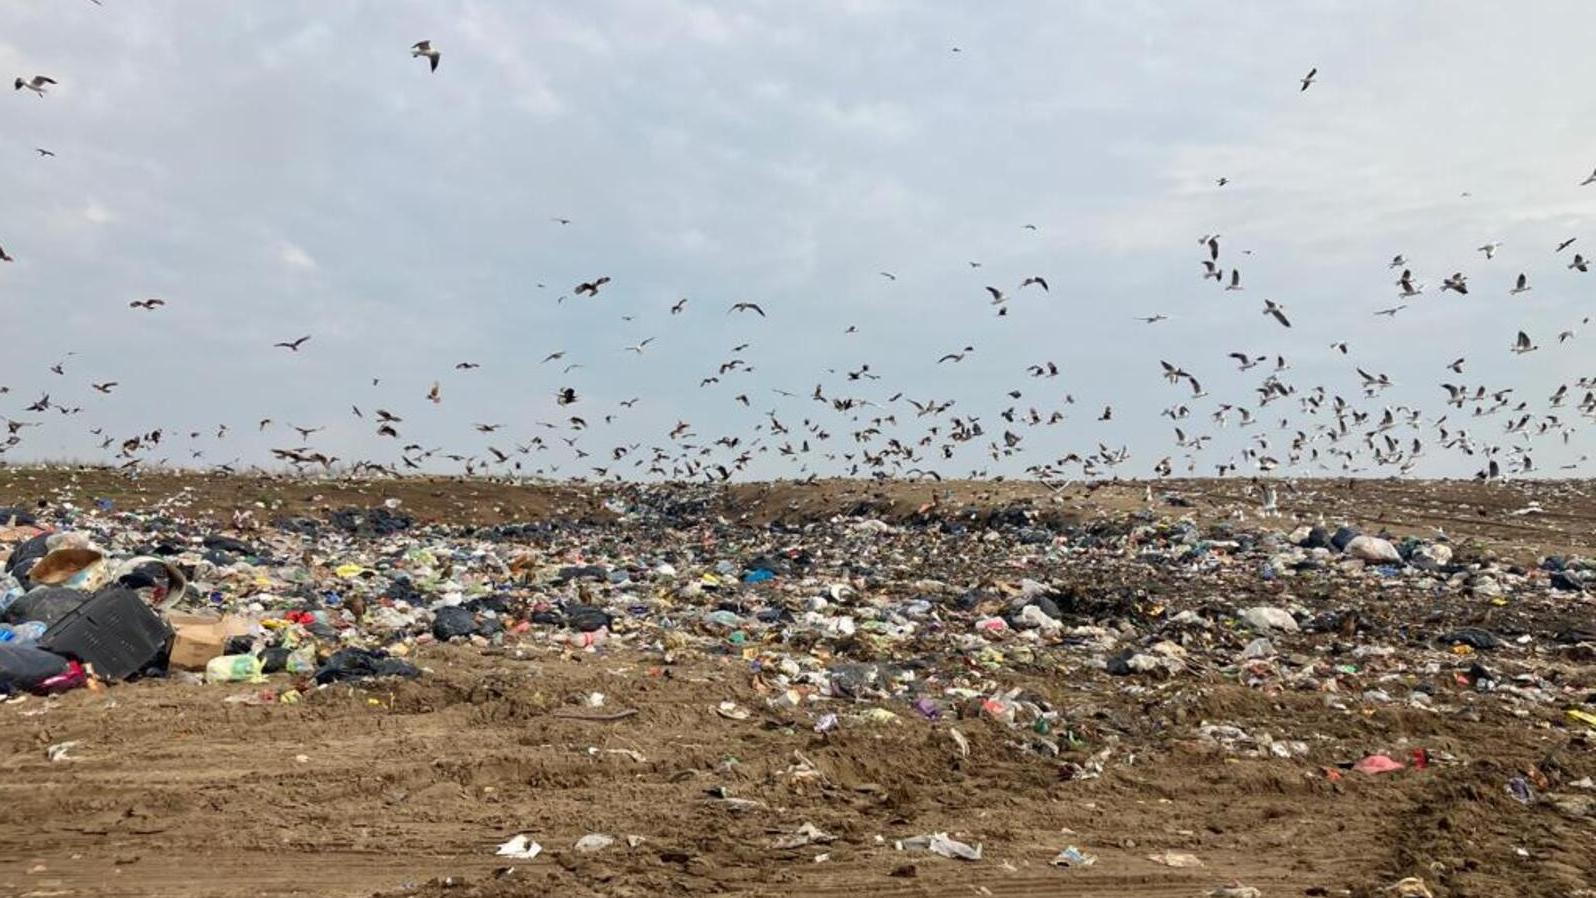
[1299,67,1317,91]
[1512,331,1537,354]
[1477,242,1502,260]
[670,298,688,314]
[879,271,896,281]
[90,382,117,394]
[1206,235,1220,260]
[1374,304,1407,317]
[574,276,611,297]
[1510,273,1531,295]
[129,298,165,309]
[541,351,565,364]
[938,346,974,363]
[624,337,655,354]
[729,302,765,316]
[0,245,15,262]
[1020,276,1049,291]
[454,361,480,369]
[1330,342,1348,354]
[34,148,54,157]
[1137,314,1168,324]
[1557,237,1577,252]
[14,75,57,97]
[273,336,311,351]
[1446,358,1465,374]
[1216,177,1229,186]
[1389,254,1406,269]
[1226,269,1242,291]
[1582,167,1596,186]
[1262,300,1291,328]
[1570,254,1589,273]
[1201,260,1222,281]
[1441,272,1469,294]
[411,40,440,72]
[984,286,1006,305]
[427,382,441,403]
[551,217,571,225]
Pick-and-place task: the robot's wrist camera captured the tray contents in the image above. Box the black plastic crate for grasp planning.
[38,587,171,680]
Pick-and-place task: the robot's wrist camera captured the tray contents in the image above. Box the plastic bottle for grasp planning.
[9,621,47,644]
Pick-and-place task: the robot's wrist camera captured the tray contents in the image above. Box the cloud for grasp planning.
[278,241,317,270]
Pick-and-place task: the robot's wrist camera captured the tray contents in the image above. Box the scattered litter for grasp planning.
[495,834,542,860]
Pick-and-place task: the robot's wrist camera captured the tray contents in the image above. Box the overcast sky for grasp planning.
[3,1,1595,480]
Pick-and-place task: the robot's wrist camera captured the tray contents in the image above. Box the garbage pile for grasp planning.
[2,486,1594,775]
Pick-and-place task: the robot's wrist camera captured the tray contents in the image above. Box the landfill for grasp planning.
[0,470,1593,897]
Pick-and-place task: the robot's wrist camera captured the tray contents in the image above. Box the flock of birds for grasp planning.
[5,43,1596,485]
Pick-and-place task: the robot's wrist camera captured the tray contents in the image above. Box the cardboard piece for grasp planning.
[168,614,255,671]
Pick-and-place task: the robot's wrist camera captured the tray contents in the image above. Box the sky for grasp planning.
[2,1,1596,481]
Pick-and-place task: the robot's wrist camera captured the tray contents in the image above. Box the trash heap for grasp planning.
[2,487,1594,778]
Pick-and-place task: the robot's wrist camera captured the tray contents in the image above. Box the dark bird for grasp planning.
[90,382,117,394]
[1300,67,1317,91]
[0,245,12,262]
[1511,330,1537,354]
[34,148,54,157]
[938,346,974,364]
[1441,272,1469,294]
[557,387,578,405]
[273,336,311,351]
[411,40,440,71]
[129,298,165,309]
[879,271,896,281]
[1570,254,1589,273]
[1510,273,1531,295]
[1446,358,1465,374]
[1020,276,1049,291]
[574,276,611,297]
[1216,177,1229,186]
[729,302,765,316]
[551,217,571,225]
[1582,167,1596,187]
[671,297,688,314]
[454,362,480,370]
[1557,237,1577,252]
[14,75,57,97]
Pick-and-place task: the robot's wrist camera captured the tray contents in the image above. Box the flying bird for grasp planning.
[1510,273,1531,295]
[1477,242,1502,260]
[1512,331,1537,354]
[454,361,479,370]
[14,75,57,97]
[1262,300,1291,328]
[1557,237,1577,253]
[90,382,117,394]
[670,298,688,314]
[273,336,311,351]
[1299,67,1317,91]
[1137,314,1168,324]
[574,276,611,297]
[34,148,54,157]
[1581,167,1596,186]
[0,245,14,262]
[1020,276,1048,291]
[729,302,765,316]
[1374,304,1407,317]
[129,298,165,309]
[1570,254,1589,273]
[1446,358,1465,374]
[1226,269,1242,291]
[411,40,440,71]
[624,338,655,354]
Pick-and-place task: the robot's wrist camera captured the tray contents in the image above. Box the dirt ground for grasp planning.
[1,469,1594,897]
